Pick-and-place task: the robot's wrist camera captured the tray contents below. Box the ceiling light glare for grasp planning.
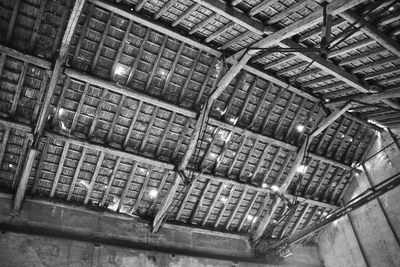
[149,189,158,199]
[271,185,280,192]
[297,164,308,174]
[262,183,269,189]
[295,124,305,132]
[114,65,126,76]
[220,197,228,204]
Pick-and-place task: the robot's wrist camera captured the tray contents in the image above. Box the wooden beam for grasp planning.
[253,104,351,242]
[13,148,36,211]
[340,10,400,58]
[0,45,51,69]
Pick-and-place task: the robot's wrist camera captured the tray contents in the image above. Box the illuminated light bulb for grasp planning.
[8,163,14,169]
[323,211,328,217]
[348,137,353,142]
[297,164,308,174]
[271,185,280,192]
[149,189,158,199]
[389,6,395,11]
[271,219,277,224]
[114,65,125,76]
[325,98,330,102]
[60,121,68,131]
[247,215,256,221]
[229,117,238,125]
[295,124,304,132]
[339,133,345,139]
[262,183,268,188]
[58,108,65,117]
[331,182,337,187]
[220,197,228,204]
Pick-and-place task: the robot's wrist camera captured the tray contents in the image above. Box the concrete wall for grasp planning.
[0,194,322,267]
[318,130,400,267]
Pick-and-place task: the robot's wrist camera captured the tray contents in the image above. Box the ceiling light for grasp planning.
[114,65,126,76]
[58,108,65,117]
[297,164,308,174]
[389,6,395,11]
[325,98,330,102]
[220,197,228,204]
[149,189,158,199]
[228,117,238,125]
[262,183,268,188]
[271,185,280,192]
[295,124,304,132]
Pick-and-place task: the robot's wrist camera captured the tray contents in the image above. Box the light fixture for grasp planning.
[347,137,353,142]
[228,117,238,125]
[149,189,158,199]
[297,164,308,174]
[325,98,330,102]
[58,108,65,117]
[295,124,304,132]
[389,6,395,11]
[220,197,228,204]
[114,65,126,76]
[271,185,280,192]
[262,183,268,188]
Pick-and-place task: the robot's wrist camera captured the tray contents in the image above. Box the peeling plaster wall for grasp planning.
[318,131,400,267]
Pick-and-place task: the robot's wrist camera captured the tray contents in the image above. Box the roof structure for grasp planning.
[0,0,399,255]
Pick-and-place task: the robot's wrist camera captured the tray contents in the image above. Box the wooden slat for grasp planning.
[127,28,151,86]
[154,0,177,20]
[91,12,113,72]
[202,182,224,226]
[238,77,258,122]
[140,106,159,151]
[238,191,259,231]
[50,141,70,198]
[135,0,148,12]
[249,193,270,232]
[172,4,200,27]
[100,156,121,207]
[172,119,191,160]
[72,2,95,63]
[190,179,212,223]
[221,31,253,50]
[84,151,105,205]
[29,0,46,50]
[67,147,87,201]
[10,62,28,115]
[179,50,201,103]
[227,136,247,176]
[250,143,270,182]
[261,147,282,185]
[223,70,246,120]
[156,112,175,157]
[250,81,272,126]
[175,180,195,220]
[70,82,89,131]
[88,89,108,138]
[106,95,126,144]
[249,0,279,16]
[189,13,217,35]
[110,20,134,80]
[225,187,247,230]
[6,0,22,43]
[0,128,10,167]
[31,138,50,194]
[13,148,36,211]
[145,35,168,92]
[148,169,170,213]
[205,22,235,43]
[118,161,138,211]
[268,0,314,24]
[200,127,220,169]
[215,185,236,227]
[285,98,307,140]
[274,92,295,138]
[288,203,310,236]
[194,57,218,107]
[132,165,154,213]
[238,139,257,180]
[161,42,185,97]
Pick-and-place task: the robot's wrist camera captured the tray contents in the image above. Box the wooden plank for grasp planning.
[215,185,236,228]
[72,2,95,63]
[13,148,36,211]
[221,31,253,50]
[145,35,168,92]
[271,152,293,185]
[0,128,10,168]
[268,0,314,24]
[172,3,200,27]
[225,187,247,230]
[194,57,218,107]
[190,180,212,223]
[31,138,50,194]
[205,22,235,43]
[6,0,22,43]
[189,13,217,35]
[156,112,175,157]
[279,205,298,238]
[110,20,134,80]
[50,141,70,198]
[172,119,191,160]
[223,70,246,120]
[88,89,108,139]
[299,18,345,43]
[238,139,257,179]
[328,38,375,58]
[131,165,154,213]
[202,182,224,226]
[135,0,148,12]
[91,12,113,72]
[140,106,159,151]
[250,81,272,126]
[117,161,138,211]
[29,0,46,50]
[179,50,201,103]
[67,147,87,201]
[260,88,287,133]
[65,68,197,118]
[32,71,49,123]
[227,136,247,176]
[100,156,120,207]
[106,95,126,144]
[11,137,30,190]
[175,179,195,220]
[10,61,28,115]
[70,82,89,131]
[312,164,332,196]
[238,191,259,231]
[338,47,385,66]
[84,151,105,205]
[288,203,310,236]
[261,54,296,69]
[161,42,185,97]
[238,77,258,122]
[154,0,177,20]
[127,28,151,86]
[274,92,295,138]
[250,143,270,183]
[51,0,70,57]
[200,127,220,169]
[249,193,270,232]
[249,0,279,17]
[285,98,307,140]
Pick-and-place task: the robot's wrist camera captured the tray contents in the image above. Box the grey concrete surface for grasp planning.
[318,131,400,267]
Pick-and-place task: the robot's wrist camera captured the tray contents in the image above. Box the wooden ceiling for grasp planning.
[0,0,399,249]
